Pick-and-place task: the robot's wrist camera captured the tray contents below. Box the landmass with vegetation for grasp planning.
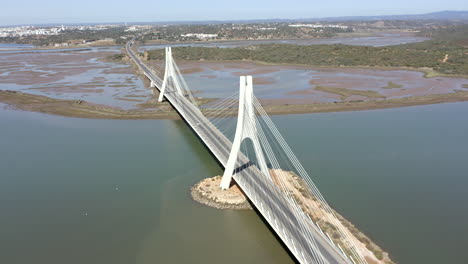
[0,27,134,47]
[4,17,466,48]
[145,24,468,76]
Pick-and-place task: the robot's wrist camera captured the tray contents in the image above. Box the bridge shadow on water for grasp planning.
[170,110,300,264]
[248,198,301,264]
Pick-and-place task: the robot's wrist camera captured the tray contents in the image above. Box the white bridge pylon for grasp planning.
[220,76,271,190]
[159,47,184,102]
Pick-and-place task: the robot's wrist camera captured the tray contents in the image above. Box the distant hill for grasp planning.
[301,10,468,22]
[6,10,468,27]
[138,10,468,25]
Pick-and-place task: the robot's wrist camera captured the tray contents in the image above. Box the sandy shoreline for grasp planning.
[190,176,252,210]
[191,171,395,264]
[0,90,181,119]
[2,90,468,119]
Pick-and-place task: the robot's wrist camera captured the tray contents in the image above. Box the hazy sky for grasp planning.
[1,0,467,25]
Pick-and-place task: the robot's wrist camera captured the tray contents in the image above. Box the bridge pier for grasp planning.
[126,39,369,264]
[159,47,184,102]
[220,76,271,190]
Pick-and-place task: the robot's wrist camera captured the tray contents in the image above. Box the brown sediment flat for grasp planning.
[29,84,106,93]
[0,49,159,110]
[0,50,117,85]
[288,88,315,95]
[254,77,276,85]
[258,91,468,115]
[180,67,204,74]
[174,61,468,103]
[203,91,468,117]
[244,68,281,75]
[5,89,465,120]
[223,63,256,69]
[288,83,381,102]
[92,77,107,82]
[285,89,341,103]
[230,68,280,77]
[1,66,102,85]
[123,94,148,98]
[2,51,116,66]
[205,64,223,71]
[179,61,279,72]
[0,90,180,120]
[382,81,403,89]
[102,66,133,74]
[346,95,369,101]
[230,71,244,76]
[109,84,130,88]
[201,75,216,79]
[5,52,468,119]
[116,97,145,102]
[314,86,386,100]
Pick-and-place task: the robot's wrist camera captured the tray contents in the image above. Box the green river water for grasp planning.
[1,102,467,264]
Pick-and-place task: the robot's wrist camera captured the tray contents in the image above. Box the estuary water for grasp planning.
[139,33,429,51]
[1,101,468,263]
[0,43,35,50]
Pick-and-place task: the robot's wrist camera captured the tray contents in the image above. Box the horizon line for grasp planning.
[1,9,467,27]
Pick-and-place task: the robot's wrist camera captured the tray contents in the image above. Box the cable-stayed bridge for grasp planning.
[126,40,369,264]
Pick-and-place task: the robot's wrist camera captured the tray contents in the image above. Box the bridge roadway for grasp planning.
[126,41,352,264]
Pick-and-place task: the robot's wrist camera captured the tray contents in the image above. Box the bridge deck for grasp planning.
[126,42,351,264]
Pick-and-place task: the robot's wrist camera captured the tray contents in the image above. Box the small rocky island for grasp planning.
[191,175,252,210]
[191,172,395,264]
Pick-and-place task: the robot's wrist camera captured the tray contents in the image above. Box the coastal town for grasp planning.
[0,22,356,45]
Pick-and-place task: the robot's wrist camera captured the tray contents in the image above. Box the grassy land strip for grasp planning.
[3,90,468,120]
[315,86,386,100]
[0,90,180,119]
[260,91,468,115]
[382,81,403,89]
[200,91,468,117]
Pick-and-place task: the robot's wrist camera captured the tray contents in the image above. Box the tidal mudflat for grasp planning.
[2,44,468,119]
[172,61,468,105]
[0,47,153,110]
[138,31,429,51]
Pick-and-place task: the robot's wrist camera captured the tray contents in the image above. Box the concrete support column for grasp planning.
[159,47,184,102]
[220,76,270,190]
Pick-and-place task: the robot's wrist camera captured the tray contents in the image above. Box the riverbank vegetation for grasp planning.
[314,86,386,100]
[382,81,403,89]
[146,25,468,76]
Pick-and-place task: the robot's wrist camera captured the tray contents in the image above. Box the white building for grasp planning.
[181,33,218,39]
[289,24,349,30]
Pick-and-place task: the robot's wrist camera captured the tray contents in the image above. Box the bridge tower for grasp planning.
[159,47,184,102]
[220,76,270,190]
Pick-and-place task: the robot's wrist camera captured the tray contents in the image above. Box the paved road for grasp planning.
[126,41,353,264]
